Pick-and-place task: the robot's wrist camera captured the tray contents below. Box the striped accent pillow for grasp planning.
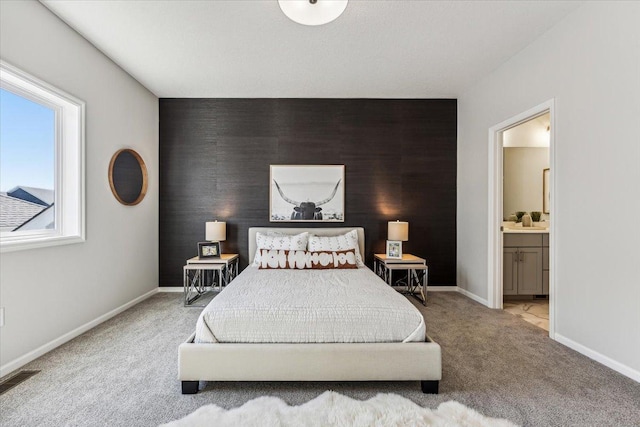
[258,249,358,270]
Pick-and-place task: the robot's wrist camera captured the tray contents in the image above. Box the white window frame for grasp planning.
[0,60,85,252]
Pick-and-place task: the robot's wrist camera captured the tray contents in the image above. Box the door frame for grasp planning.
[487,99,556,338]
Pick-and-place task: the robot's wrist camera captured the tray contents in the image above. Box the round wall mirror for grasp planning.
[108,149,148,206]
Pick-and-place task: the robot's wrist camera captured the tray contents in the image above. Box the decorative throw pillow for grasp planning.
[252,232,309,267]
[259,249,358,270]
[307,230,365,267]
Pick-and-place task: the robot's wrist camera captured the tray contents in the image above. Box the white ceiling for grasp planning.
[503,113,551,148]
[41,0,581,98]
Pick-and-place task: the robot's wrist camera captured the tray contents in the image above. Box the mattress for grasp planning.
[194,266,426,344]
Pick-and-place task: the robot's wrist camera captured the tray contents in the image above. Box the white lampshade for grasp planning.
[278,0,348,26]
[205,221,226,242]
[388,221,409,241]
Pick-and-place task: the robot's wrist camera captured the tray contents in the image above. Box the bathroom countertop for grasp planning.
[502,227,549,234]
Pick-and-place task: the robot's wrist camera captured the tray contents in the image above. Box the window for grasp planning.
[0,61,85,252]
[1,89,56,232]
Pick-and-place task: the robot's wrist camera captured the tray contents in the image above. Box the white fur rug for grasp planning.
[162,391,519,427]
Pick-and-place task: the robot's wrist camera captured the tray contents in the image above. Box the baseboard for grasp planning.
[427,286,459,292]
[0,288,158,378]
[456,287,489,306]
[554,333,640,383]
[157,286,183,293]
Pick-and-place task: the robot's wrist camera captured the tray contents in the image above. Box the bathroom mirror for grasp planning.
[108,149,148,206]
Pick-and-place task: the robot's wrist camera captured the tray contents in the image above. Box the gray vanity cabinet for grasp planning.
[503,248,519,295]
[503,233,548,296]
[517,248,543,294]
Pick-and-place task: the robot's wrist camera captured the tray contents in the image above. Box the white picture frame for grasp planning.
[386,240,402,259]
[270,165,345,222]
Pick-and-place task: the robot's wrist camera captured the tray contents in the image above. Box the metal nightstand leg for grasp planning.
[184,268,203,306]
[184,265,217,306]
[406,268,427,306]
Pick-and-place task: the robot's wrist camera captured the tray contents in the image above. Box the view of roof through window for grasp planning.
[0,88,56,233]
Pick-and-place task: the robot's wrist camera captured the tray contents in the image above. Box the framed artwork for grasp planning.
[386,240,402,259]
[543,168,550,214]
[198,241,220,259]
[270,165,345,222]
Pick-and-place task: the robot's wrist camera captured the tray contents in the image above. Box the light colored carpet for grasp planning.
[161,391,518,427]
[1,292,639,427]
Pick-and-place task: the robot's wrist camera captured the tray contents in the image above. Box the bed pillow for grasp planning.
[252,232,309,267]
[307,229,365,267]
[258,249,358,270]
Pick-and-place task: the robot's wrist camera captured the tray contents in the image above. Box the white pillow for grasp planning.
[307,229,365,267]
[252,231,309,267]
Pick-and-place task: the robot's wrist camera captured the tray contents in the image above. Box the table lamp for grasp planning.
[387,220,408,258]
[206,220,226,252]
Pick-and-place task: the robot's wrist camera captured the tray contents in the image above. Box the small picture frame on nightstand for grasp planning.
[386,240,402,259]
[198,241,220,259]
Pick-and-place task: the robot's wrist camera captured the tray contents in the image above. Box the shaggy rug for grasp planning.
[161,391,519,427]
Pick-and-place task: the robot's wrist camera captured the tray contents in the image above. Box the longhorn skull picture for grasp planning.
[270,165,345,222]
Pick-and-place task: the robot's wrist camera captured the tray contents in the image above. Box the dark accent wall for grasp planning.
[159,99,456,286]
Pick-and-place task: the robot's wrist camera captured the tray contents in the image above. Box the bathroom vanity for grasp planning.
[503,231,549,296]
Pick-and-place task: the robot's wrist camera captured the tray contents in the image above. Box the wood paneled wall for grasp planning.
[159,99,456,286]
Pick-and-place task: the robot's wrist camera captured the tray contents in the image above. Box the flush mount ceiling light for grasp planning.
[278,0,348,26]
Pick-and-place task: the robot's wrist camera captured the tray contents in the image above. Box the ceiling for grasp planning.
[41,1,581,98]
[503,113,551,148]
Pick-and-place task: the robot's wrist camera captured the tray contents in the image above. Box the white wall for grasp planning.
[503,148,549,219]
[0,1,158,373]
[458,2,640,379]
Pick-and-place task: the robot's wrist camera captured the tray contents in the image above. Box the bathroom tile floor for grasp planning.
[503,299,549,331]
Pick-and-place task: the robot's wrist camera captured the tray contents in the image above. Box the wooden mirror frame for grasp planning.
[108,148,148,206]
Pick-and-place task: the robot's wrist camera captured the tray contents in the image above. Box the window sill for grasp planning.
[0,234,85,253]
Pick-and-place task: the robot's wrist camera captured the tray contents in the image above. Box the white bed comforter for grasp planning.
[195,266,425,344]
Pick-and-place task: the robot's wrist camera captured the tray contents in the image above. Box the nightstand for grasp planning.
[187,254,239,284]
[183,254,239,306]
[374,254,427,305]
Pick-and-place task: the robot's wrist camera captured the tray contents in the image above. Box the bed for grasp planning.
[178,227,442,394]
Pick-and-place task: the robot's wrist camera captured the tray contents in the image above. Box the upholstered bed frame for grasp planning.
[178,227,442,394]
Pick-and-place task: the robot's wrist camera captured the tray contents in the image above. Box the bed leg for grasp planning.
[421,380,439,394]
[182,381,199,394]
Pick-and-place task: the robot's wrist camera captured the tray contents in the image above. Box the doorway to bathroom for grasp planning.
[501,112,550,331]
[487,99,556,338]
